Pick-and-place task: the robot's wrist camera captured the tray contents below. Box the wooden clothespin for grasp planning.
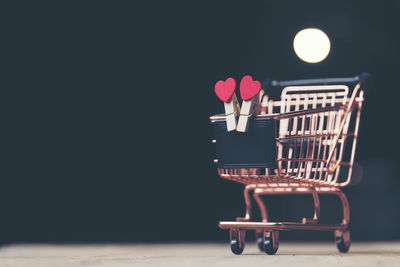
[237,75,261,132]
[215,77,240,132]
[255,89,266,115]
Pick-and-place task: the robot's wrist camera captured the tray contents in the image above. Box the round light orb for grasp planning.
[293,28,330,63]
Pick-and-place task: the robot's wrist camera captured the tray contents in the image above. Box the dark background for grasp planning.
[2,0,400,243]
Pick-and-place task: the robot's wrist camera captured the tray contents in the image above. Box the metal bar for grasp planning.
[219,221,348,231]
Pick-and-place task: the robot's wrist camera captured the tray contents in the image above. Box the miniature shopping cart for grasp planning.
[210,73,368,255]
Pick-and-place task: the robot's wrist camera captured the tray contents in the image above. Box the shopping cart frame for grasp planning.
[210,74,368,255]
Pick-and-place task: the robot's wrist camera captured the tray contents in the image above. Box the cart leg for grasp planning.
[335,189,350,225]
[302,187,320,224]
[317,188,350,225]
[253,189,269,222]
[236,184,257,222]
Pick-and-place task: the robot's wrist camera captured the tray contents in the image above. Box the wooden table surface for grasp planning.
[0,242,399,267]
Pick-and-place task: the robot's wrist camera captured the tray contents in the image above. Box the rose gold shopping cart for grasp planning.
[210,73,368,255]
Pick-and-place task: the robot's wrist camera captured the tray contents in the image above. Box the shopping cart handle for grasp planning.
[262,73,370,92]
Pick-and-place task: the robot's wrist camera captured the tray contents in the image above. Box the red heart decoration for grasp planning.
[214,77,236,103]
[240,75,261,101]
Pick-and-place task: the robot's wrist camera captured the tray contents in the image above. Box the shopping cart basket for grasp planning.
[210,73,368,255]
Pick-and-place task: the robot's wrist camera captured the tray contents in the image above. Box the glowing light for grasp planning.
[293,28,330,63]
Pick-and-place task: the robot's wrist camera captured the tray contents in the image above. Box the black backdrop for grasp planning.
[2,0,400,243]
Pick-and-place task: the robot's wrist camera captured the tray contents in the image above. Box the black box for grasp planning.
[213,117,276,169]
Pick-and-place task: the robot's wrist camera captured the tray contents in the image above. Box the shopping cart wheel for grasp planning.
[263,231,279,255]
[335,230,350,253]
[256,230,264,252]
[230,229,245,255]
